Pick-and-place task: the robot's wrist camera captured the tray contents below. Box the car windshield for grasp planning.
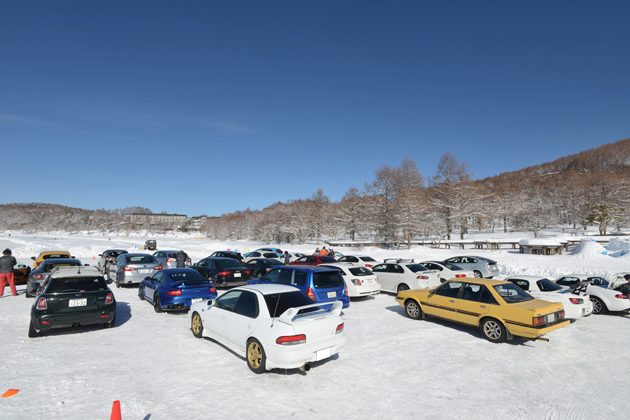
[264,259,282,266]
[47,277,108,293]
[215,259,243,269]
[263,291,320,317]
[43,262,80,272]
[349,267,373,276]
[360,256,377,262]
[42,254,69,260]
[537,279,562,292]
[493,283,534,303]
[406,264,428,273]
[170,271,206,283]
[128,256,157,264]
[312,271,345,289]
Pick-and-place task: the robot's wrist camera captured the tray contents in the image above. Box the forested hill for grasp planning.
[482,137,630,183]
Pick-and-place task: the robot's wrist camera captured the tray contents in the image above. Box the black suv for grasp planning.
[29,266,116,337]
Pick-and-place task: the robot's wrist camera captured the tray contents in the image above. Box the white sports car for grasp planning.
[189,284,347,373]
[318,262,381,298]
[337,255,379,268]
[371,259,441,293]
[418,261,475,282]
[554,273,630,315]
[504,275,593,319]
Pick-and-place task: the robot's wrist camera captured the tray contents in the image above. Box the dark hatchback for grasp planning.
[29,266,116,337]
[209,251,244,262]
[26,258,83,298]
[191,257,252,287]
[243,258,283,278]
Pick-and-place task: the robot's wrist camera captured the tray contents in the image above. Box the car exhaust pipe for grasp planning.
[299,363,311,372]
[535,337,549,342]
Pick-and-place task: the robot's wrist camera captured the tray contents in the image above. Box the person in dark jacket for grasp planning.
[283,251,291,265]
[0,249,18,297]
[176,250,189,268]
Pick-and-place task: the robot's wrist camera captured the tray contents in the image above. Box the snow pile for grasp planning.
[608,237,630,257]
[570,238,608,256]
[518,239,562,246]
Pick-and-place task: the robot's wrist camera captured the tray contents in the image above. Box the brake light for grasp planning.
[455,274,466,278]
[365,264,373,268]
[344,284,348,296]
[568,297,583,304]
[155,265,163,271]
[336,323,344,334]
[218,271,231,276]
[123,267,136,272]
[416,275,429,279]
[35,274,42,280]
[533,316,544,326]
[101,314,109,318]
[167,290,182,296]
[375,276,378,282]
[36,297,47,310]
[40,320,50,325]
[209,286,216,293]
[244,270,250,275]
[187,258,191,262]
[166,258,175,263]
[615,294,629,299]
[559,310,565,319]
[351,279,363,286]
[307,287,316,301]
[276,334,306,345]
[105,293,114,305]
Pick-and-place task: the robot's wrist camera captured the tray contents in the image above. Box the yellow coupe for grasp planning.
[31,251,73,268]
[395,278,570,342]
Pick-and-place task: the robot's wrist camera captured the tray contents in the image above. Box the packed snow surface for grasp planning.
[1,232,630,419]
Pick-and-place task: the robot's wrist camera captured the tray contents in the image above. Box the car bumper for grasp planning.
[160,294,217,311]
[348,284,381,298]
[214,279,248,288]
[505,319,570,339]
[264,333,347,370]
[32,309,116,331]
[564,302,594,319]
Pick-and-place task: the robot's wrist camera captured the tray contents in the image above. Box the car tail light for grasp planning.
[218,271,231,276]
[36,297,47,310]
[615,294,629,299]
[533,311,564,326]
[416,275,429,279]
[307,287,316,301]
[40,320,50,325]
[187,258,191,262]
[209,286,216,293]
[569,297,583,304]
[344,284,348,296]
[559,310,565,319]
[486,264,491,270]
[244,270,250,275]
[123,267,136,271]
[375,276,378,282]
[166,258,175,263]
[336,323,344,334]
[155,265,163,271]
[455,274,466,278]
[365,264,373,268]
[35,274,42,280]
[167,290,182,296]
[351,279,363,286]
[105,293,114,305]
[101,314,109,318]
[276,334,306,345]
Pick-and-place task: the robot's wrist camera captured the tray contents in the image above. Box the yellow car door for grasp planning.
[455,283,495,326]
[422,281,463,321]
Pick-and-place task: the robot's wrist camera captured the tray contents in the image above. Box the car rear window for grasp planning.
[319,256,337,263]
[263,291,319,317]
[406,264,428,273]
[167,253,178,258]
[493,283,534,303]
[349,267,372,276]
[47,277,108,293]
[128,256,157,264]
[536,279,562,292]
[44,262,80,272]
[170,271,206,283]
[312,271,344,289]
[215,259,243,269]
[42,254,70,260]
[359,257,376,262]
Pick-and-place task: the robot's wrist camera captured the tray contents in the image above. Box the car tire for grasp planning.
[25,291,31,298]
[138,285,144,300]
[405,299,423,320]
[397,283,410,292]
[28,320,40,338]
[247,338,266,374]
[104,314,116,329]
[473,271,483,278]
[481,318,507,343]
[191,312,203,338]
[256,272,262,278]
[115,273,121,288]
[154,294,163,313]
[590,296,608,315]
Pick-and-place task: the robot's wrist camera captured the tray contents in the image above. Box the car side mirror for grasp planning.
[84,264,89,266]
[31,257,35,261]
[207,299,214,307]
[144,277,151,280]
[71,256,75,258]
[98,254,102,257]
[193,262,198,266]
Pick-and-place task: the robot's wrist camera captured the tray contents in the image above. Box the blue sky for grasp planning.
[2,1,629,217]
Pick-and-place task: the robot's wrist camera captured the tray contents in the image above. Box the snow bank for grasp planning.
[518,239,562,246]
[570,238,608,256]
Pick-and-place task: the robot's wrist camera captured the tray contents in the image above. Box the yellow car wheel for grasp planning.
[191,312,203,338]
[405,300,423,320]
[247,338,266,374]
[481,318,507,343]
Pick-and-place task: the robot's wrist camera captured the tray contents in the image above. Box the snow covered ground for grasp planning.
[1,231,630,419]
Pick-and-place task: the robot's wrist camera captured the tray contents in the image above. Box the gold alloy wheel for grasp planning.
[248,341,263,369]
[192,314,202,335]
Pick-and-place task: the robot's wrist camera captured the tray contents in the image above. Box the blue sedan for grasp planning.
[139,268,217,312]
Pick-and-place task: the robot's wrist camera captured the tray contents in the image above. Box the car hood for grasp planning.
[609,272,630,289]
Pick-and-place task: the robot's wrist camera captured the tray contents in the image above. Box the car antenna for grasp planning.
[270,293,281,328]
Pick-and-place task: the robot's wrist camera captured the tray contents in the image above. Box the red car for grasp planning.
[287,255,338,266]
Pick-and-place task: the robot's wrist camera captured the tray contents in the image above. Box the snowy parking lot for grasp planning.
[1,233,630,419]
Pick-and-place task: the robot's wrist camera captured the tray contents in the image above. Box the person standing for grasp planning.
[176,250,189,268]
[283,251,291,265]
[0,249,18,297]
[319,247,328,256]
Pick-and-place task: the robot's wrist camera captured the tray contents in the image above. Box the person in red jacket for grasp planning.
[0,249,18,297]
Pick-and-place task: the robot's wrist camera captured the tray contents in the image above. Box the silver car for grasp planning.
[152,250,191,269]
[442,256,500,278]
[97,249,128,274]
[108,253,162,288]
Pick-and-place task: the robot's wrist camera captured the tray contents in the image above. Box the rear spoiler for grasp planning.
[278,301,343,325]
[572,281,590,295]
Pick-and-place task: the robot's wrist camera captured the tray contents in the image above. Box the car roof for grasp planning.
[41,258,81,264]
[445,278,509,286]
[124,253,154,257]
[280,265,339,272]
[160,268,199,274]
[50,266,101,278]
[157,250,183,253]
[558,273,598,279]
[38,251,71,255]
[505,275,548,281]
[104,249,127,253]
[237,284,302,294]
[319,262,358,268]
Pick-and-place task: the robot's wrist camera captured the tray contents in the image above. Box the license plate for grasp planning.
[191,298,202,304]
[139,269,151,274]
[315,348,331,361]
[327,291,336,298]
[69,299,87,307]
[233,272,241,277]
[548,313,557,322]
